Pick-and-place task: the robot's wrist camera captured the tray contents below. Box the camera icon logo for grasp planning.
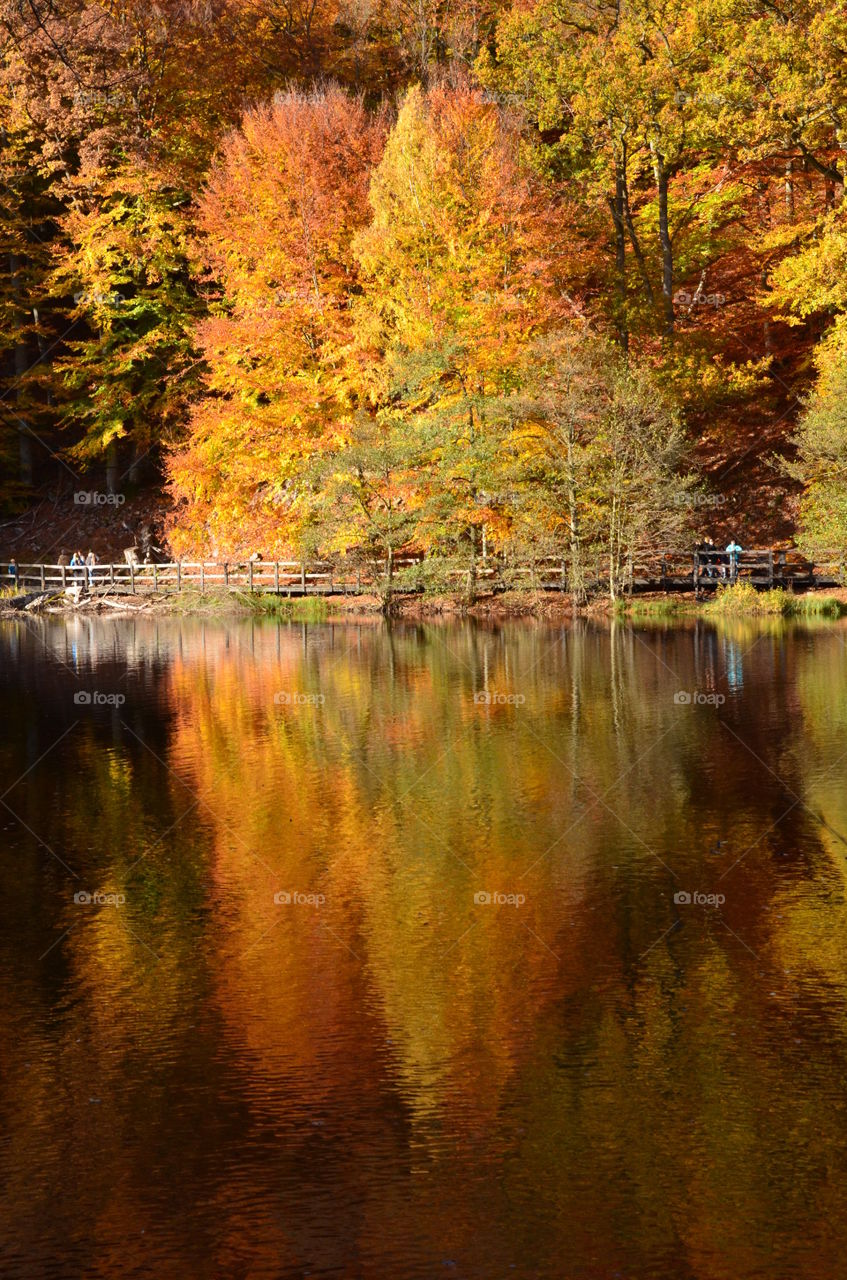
[74,491,92,505]
[673,891,692,905]
[73,891,92,905]
[674,691,692,705]
[473,691,491,705]
[74,691,92,705]
[473,891,492,905]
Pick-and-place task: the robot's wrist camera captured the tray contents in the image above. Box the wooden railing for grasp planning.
[1,550,844,597]
[1,560,373,595]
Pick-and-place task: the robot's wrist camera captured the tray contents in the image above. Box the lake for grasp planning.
[2,614,847,1279]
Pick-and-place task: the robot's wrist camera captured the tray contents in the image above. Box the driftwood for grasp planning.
[96,597,148,612]
[24,593,53,611]
[1,591,55,612]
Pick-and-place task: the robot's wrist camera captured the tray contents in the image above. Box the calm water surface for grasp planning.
[2,615,847,1279]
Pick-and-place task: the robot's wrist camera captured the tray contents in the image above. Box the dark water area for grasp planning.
[2,614,847,1279]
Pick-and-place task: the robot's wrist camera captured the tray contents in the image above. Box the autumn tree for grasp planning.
[0,0,255,493]
[348,80,569,587]
[505,329,694,600]
[166,86,386,556]
[785,361,847,558]
[0,94,61,504]
[478,0,736,341]
[704,0,847,200]
[307,414,417,604]
[51,181,200,488]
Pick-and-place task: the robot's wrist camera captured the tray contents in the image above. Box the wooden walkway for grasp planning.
[1,549,844,598]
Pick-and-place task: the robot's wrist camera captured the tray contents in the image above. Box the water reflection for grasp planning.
[2,615,847,1278]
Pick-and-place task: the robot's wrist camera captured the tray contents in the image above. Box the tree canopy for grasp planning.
[1,0,846,553]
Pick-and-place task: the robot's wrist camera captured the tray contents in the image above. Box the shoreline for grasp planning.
[3,583,847,623]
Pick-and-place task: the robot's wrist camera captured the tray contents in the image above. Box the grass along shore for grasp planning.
[619,581,847,620]
[3,580,847,622]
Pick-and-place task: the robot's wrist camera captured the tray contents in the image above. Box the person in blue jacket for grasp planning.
[725,538,743,580]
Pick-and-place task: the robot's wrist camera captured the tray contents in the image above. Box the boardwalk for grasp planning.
[2,549,844,597]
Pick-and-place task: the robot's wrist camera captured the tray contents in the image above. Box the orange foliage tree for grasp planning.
[342,80,573,575]
[166,86,386,556]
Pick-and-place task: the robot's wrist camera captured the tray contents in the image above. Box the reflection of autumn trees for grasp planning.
[770,624,847,990]
[158,624,791,1104]
[157,617,847,1274]
[5,616,847,1276]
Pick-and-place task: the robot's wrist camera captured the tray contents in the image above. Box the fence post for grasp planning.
[153,564,158,592]
[130,562,135,594]
[301,561,306,594]
[61,563,67,590]
[39,564,45,591]
[110,563,115,586]
[177,561,182,592]
[693,551,699,598]
[768,550,774,588]
[274,562,279,594]
[248,560,254,593]
[199,563,204,593]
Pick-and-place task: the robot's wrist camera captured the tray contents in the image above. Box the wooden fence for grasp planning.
[1,549,844,597]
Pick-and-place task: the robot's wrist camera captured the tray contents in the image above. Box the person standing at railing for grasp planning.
[70,550,84,585]
[85,549,97,588]
[725,539,743,582]
[696,538,718,578]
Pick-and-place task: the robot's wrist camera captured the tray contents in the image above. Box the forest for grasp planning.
[1,0,846,588]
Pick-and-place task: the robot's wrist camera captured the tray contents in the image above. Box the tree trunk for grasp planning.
[468,528,477,604]
[127,441,146,486]
[106,438,120,495]
[15,340,33,487]
[607,162,628,350]
[10,254,33,487]
[622,175,655,307]
[650,145,674,336]
[785,158,795,223]
[566,418,584,607]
